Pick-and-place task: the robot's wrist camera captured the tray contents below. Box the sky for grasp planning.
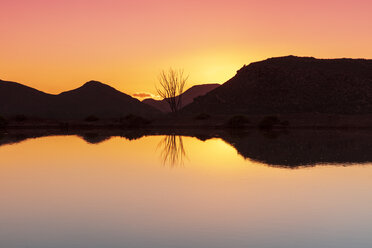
[1,0,371,98]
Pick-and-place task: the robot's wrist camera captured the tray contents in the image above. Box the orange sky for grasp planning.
[1,0,371,97]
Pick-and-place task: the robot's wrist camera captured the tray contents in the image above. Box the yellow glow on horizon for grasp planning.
[1,0,371,96]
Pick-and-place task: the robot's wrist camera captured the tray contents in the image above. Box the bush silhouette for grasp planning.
[59,122,69,130]
[226,115,250,128]
[13,115,28,122]
[194,113,211,120]
[0,116,7,128]
[120,114,150,127]
[281,120,290,127]
[259,116,281,129]
[84,115,100,122]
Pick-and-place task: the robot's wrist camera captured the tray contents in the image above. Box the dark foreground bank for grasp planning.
[1,113,372,130]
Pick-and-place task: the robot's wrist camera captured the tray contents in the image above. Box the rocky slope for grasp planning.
[182,56,372,115]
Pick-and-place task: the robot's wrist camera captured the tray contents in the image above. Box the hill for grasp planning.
[143,83,220,112]
[182,56,372,115]
[0,80,54,117]
[0,80,160,119]
[54,81,160,119]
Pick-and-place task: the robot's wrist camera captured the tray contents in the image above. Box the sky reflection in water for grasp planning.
[0,132,372,248]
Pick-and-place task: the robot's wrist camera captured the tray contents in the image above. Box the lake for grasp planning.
[0,130,372,248]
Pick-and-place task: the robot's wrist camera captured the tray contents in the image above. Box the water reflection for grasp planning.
[79,133,112,144]
[158,135,187,167]
[222,129,372,167]
[1,129,372,168]
[1,129,372,248]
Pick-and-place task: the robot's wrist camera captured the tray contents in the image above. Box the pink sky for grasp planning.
[1,0,371,96]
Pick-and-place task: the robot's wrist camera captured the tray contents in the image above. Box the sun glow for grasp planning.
[1,0,371,94]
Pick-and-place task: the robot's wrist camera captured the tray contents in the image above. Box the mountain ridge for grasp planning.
[0,80,160,119]
[182,56,372,115]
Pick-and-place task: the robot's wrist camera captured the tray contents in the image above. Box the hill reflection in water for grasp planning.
[0,129,371,168]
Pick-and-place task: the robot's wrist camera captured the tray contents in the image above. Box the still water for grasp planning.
[0,130,372,248]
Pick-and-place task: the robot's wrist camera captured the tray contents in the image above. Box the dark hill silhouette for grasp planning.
[182,56,372,115]
[0,80,160,119]
[55,80,159,119]
[143,83,220,112]
[0,79,54,117]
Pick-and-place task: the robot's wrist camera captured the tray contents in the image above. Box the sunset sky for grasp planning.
[1,0,371,98]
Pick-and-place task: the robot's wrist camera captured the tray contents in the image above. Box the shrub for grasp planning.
[226,115,250,128]
[121,114,150,127]
[259,116,280,129]
[0,116,7,128]
[84,115,100,122]
[281,120,290,127]
[59,122,69,130]
[194,113,211,120]
[14,115,28,122]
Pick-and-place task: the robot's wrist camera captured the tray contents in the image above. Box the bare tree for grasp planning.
[156,68,188,113]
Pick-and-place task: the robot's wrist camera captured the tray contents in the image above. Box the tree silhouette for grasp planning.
[156,68,188,113]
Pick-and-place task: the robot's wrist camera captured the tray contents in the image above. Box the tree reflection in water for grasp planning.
[157,135,187,167]
[2,129,372,168]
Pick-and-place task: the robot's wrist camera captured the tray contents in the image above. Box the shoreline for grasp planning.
[2,113,372,130]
